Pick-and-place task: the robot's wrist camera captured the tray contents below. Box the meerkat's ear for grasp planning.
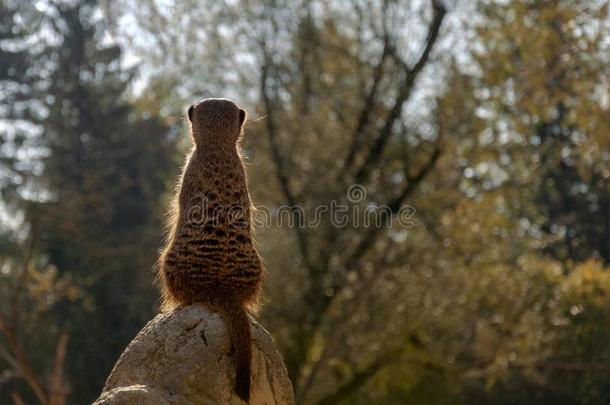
[239,109,246,126]
[188,105,194,122]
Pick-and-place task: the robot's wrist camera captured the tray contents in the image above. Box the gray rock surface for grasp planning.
[93,306,294,405]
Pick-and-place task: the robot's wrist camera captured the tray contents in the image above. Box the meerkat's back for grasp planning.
[158,98,264,402]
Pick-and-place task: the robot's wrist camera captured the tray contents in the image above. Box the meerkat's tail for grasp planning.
[226,302,252,402]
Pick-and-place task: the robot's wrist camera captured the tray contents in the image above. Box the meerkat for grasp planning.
[158,98,265,402]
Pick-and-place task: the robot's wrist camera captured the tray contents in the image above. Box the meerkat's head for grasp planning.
[187,98,246,146]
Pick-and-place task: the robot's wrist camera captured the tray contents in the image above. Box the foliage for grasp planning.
[0,0,178,403]
[1,0,609,404]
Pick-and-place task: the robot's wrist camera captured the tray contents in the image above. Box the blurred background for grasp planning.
[1,0,609,404]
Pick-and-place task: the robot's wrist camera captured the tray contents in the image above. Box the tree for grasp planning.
[1,2,73,403]
[472,0,610,264]
[410,1,610,402]
[96,0,610,403]
[111,0,449,402]
[0,0,43,208]
[1,0,178,402]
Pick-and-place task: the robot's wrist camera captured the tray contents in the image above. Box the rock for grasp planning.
[93,385,170,405]
[94,306,294,405]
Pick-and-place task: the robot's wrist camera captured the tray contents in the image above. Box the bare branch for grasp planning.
[296,242,399,403]
[315,348,403,405]
[352,0,446,185]
[259,56,314,272]
[342,33,391,176]
[49,333,70,405]
[389,142,442,211]
[0,218,55,404]
[0,323,49,404]
[10,391,26,405]
[344,141,442,281]
[0,344,19,370]
[296,275,373,403]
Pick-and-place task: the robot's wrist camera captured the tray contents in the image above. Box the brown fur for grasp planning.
[158,98,265,402]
